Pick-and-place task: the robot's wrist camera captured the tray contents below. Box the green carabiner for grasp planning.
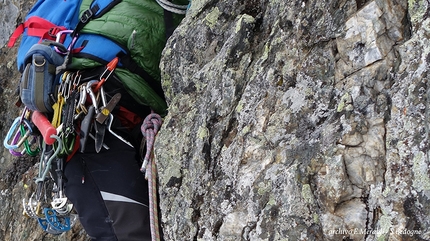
[62,133,75,156]
[19,119,40,157]
[55,133,75,157]
[20,124,40,157]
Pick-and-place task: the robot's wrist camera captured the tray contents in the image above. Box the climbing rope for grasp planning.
[141,113,162,241]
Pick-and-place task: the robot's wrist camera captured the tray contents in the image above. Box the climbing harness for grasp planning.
[140,113,163,241]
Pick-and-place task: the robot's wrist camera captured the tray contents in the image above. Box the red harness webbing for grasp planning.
[8,16,67,47]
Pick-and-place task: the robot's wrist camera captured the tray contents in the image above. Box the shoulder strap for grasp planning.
[72,0,122,37]
[164,10,175,40]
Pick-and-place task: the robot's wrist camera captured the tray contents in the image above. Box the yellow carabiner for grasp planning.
[51,93,65,128]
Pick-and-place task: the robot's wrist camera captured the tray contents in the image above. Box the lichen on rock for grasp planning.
[1,0,430,240]
[156,0,429,240]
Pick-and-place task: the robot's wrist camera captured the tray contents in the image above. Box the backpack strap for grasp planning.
[72,0,122,37]
[163,10,175,40]
[8,16,67,48]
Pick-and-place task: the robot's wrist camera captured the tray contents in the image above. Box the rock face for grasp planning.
[157,0,429,240]
[0,0,429,241]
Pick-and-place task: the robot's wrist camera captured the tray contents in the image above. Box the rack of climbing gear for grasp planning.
[2,53,131,234]
[3,104,78,234]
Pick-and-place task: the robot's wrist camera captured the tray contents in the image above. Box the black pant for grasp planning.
[64,132,151,241]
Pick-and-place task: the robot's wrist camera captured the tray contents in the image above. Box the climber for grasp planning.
[4,0,189,239]
[60,0,189,240]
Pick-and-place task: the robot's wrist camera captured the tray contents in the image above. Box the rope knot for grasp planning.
[140,112,162,174]
[141,113,162,137]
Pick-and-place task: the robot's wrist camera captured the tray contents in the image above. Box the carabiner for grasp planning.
[55,133,75,157]
[21,124,40,157]
[15,118,34,147]
[72,71,81,90]
[4,117,22,150]
[8,119,38,157]
[77,85,88,114]
[54,30,73,54]
[9,130,24,156]
[86,80,100,112]
[94,57,118,92]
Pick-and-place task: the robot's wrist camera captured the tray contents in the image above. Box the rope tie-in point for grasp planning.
[140,113,162,173]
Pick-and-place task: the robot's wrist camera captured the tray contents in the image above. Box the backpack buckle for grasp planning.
[48,27,62,38]
[80,9,93,23]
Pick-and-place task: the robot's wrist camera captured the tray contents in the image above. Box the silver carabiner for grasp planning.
[73,85,86,116]
[72,71,81,89]
[86,80,100,113]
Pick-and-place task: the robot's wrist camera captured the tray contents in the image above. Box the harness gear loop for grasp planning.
[140,112,162,241]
